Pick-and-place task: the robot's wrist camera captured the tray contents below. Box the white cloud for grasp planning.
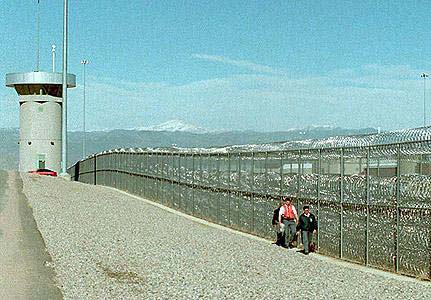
[1,63,427,132]
[192,54,287,76]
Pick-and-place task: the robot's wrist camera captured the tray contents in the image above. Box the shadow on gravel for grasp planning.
[96,262,145,285]
[0,171,8,240]
[15,172,63,299]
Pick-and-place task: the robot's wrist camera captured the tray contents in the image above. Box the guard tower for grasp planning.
[6,71,76,173]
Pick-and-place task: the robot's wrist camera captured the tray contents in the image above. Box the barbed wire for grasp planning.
[97,126,431,157]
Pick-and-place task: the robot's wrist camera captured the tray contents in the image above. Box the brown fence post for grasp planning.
[365,146,370,266]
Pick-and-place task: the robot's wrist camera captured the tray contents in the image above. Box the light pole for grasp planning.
[61,0,68,175]
[36,0,40,71]
[421,73,429,127]
[81,59,89,158]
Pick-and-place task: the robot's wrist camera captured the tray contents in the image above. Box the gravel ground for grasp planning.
[22,173,431,300]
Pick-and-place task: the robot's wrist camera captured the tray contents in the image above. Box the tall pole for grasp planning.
[421,73,429,127]
[81,59,89,158]
[36,0,40,71]
[61,0,68,175]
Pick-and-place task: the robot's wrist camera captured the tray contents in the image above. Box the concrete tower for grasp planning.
[5,72,76,173]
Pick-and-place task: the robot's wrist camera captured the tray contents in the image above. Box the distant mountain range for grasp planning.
[131,119,212,134]
[0,120,378,170]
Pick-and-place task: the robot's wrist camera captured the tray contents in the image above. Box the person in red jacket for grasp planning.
[278,196,298,248]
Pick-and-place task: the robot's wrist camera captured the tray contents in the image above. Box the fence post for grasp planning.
[160,152,164,202]
[139,152,143,196]
[128,153,132,192]
[178,153,182,209]
[127,152,131,191]
[124,153,126,190]
[159,153,163,202]
[117,153,119,187]
[238,153,242,190]
[94,154,97,185]
[110,154,113,187]
[126,152,129,191]
[134,153,137,193]
[176,152,181,210]
[172,153,176,207]
[154,152,158,201]
[141,153,145,196]
[396,143,401,273]
[109,154,112,187]
[238,152,242,227]
[106,155,109,186]
[199,153,203,216]
[121,153,125,190]
[265,151,269,195]
[280,151,284,196]
[429,219,431,279]
[340,147,344,259]
[192,153,195,214]
[297,150,301,209]
[112,153,116,188]
[366,146,370,266]
[251,152,255,233]
[216,153,221,223]
[103,155,106,185]
[317,149,321,250]
[207,153,211,217]
[228,152,231,225]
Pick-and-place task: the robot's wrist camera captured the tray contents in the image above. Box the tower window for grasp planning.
[51,141,55,146]
[28,142,32,145]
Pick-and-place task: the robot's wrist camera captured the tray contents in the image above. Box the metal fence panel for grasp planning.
[281,151,300,196]
[69,134,431,279]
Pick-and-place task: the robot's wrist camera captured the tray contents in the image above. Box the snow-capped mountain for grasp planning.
[0,124,377,169]
[134,120,210,134]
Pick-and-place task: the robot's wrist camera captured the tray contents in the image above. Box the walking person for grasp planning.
[272,197,284,246]
[297,205,318,254]
[278,196,298,248]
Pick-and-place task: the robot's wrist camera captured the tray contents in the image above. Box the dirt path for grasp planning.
[0,171,62,300]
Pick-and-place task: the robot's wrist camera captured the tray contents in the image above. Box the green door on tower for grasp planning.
[37,154,46,169]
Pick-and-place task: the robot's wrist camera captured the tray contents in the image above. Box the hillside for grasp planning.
[0,126,377,170]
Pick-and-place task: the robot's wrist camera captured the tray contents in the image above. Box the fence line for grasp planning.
[69,137,431,280]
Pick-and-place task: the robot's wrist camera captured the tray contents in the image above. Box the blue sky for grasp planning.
[1,1,431,131]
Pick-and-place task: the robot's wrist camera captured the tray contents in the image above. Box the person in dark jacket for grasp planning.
[297,205,318,254]
[272,198,284,246]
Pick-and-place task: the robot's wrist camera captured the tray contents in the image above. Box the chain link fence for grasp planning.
[69,129,431,280]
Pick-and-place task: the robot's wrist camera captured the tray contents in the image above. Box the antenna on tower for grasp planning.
[36,0,40,72]
[52,44,56,72]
